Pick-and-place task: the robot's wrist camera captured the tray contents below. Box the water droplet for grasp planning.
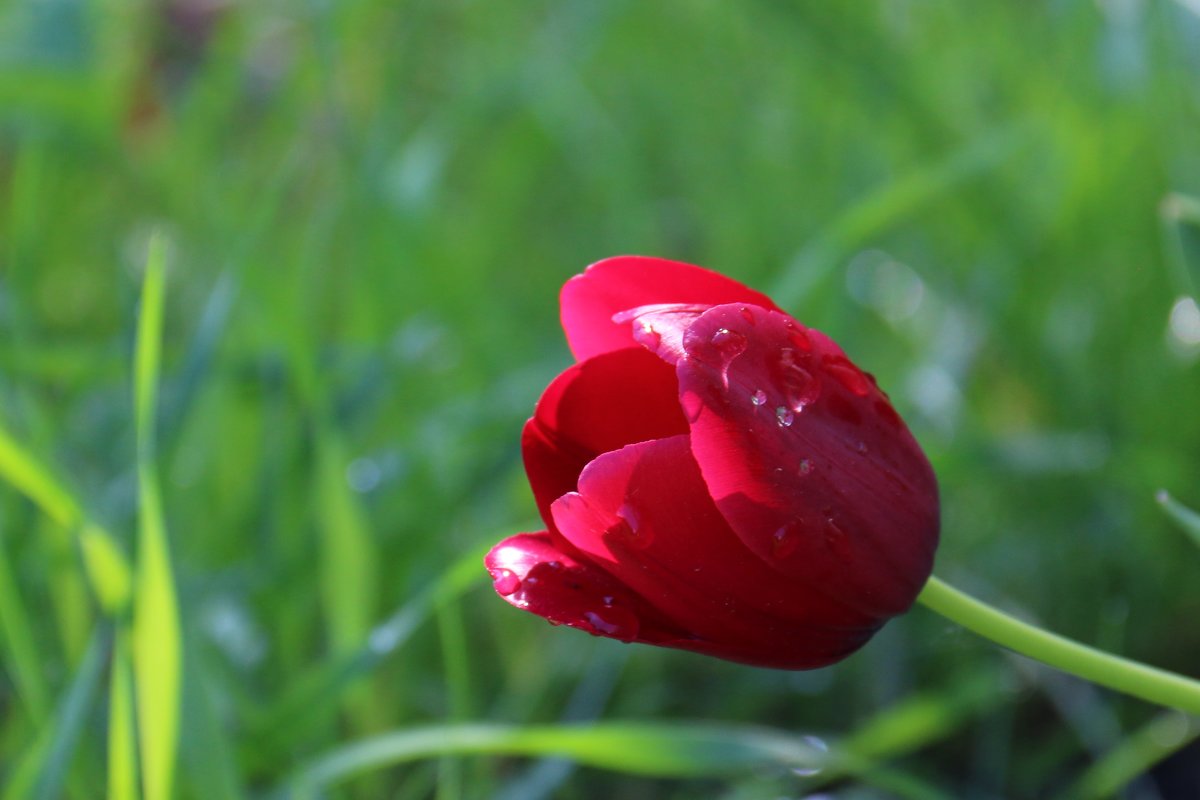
[547,560,563,570]
[824,355,870,396]
[874,399,903,430]
[740,306,756,325]
[635,321,661,351]
[776,407,794,427]
[780,361,820,410]
[614,502,653,549]
[798,458,813,475]
[710,327,748,359]
[855,440,868,454]
[771,524,802,559]
[751,389,767,406]
[602,595,615,606]
[787,326,812,352]
[792,734,829,777]
[581,607,640,640]
[491,568,522,596]
[824,519,853,562]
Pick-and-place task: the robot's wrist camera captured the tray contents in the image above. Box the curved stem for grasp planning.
[917,575,1200,716]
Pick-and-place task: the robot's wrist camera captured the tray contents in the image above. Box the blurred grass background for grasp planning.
[2,0,1200,797]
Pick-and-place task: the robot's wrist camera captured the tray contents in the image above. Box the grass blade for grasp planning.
[1161,192,1200,295]
[3,627,108,800]
[108,628,140,800]
[0,522,50,725]
[1063,712,1200,799]
[1156,490,1200,549]
[314,427,377,655]
[248,542,489,762]
[277,721,830,798]
[131,234,183,800]
[0,423,132,614]
[770,127,1029,309]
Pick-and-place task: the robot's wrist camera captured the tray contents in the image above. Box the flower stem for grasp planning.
[917,575,1200,715]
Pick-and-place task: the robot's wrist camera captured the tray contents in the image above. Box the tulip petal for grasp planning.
[676,304,939,619]
[522,347,688,536]
[485,532,690,645]
[550,435,880,668]
[561,256,781,361]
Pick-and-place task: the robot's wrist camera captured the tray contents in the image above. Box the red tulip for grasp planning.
[486,257,939,669]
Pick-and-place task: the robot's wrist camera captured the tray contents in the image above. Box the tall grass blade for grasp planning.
[131,234,183,800]
[249,542,488,761]
[277,721,830,798]
[771,127,1029,309]
[3,628,108,800]
[1156,490,1200,550]
[1161,192,1200,295]
[0,522,50,725]
[108,628,140,800]
[1063,712,1200,799]
[0,422,131,613]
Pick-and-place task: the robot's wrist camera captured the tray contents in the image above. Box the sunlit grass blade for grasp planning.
[276,721,831,798]
[840,666,1005,762]
[1062,712,1200,799]
[3,627,108,800]
[248,542,489,762]
[314,427,377,654]
[771,127,1030,309]
[131,234,183,800]
[797,666,1006,796]
[0,422,131,614]
[0,421,79,528]
[108,628,139,800]
[1156,490,1200,549]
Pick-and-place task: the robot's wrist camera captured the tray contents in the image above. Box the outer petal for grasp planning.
[561,256,781,361]
[675,304,939,619]
[485,532,692,645]
[522,347,689,534]
[550,435,879,669]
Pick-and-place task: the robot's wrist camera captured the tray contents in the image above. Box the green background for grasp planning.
[2,1,1199,797]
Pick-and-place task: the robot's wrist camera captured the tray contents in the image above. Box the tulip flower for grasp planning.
[486,256,939,669]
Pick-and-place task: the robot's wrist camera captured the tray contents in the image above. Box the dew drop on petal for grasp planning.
[615,502,653,549]
[776,407,795,427]
[780,362,820,410]
[751,389,767,406]
[771,523,802,559]
[798,458,813,475]
[710,327,748,360]
[491,568,522,596]
[824,518,853,562]
[634,321,662,351]
[787,325,813,353]
[824,355,871,396]
[582,606,640,640]
[740,306,757,325]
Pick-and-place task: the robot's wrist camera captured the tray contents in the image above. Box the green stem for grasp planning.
[917,575,1200,716]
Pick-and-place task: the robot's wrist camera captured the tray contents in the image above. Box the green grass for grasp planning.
[2,1,1200,797]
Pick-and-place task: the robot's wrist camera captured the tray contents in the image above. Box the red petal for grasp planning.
[549,435,879,669]
[485,532,689,644]
[561,257,781,361]
[676,304,939,619]
[522,347,688,535]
